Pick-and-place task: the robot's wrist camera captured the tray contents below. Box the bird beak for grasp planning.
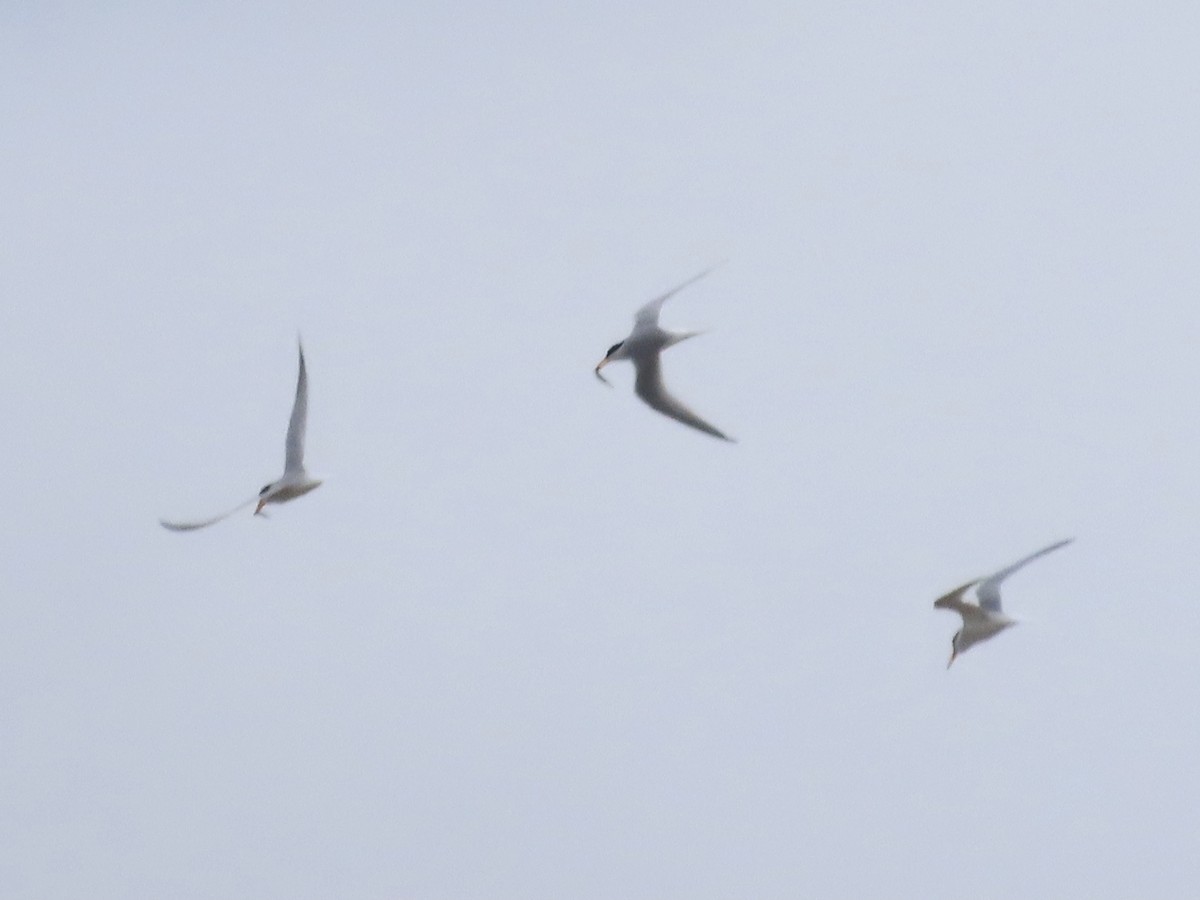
[947,650,958,669]
[254,499,267,515]
[594,359,611,386]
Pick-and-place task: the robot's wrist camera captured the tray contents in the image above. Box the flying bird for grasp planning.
[160,340,322,531]
[594,266,734,441]
[934,539,1072,667]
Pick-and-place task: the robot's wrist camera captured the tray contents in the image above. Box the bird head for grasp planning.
[947,631,961,669]
[255,482,275,515]
[594,340,625,385]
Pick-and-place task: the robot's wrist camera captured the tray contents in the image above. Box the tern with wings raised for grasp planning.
[594,266,734,441]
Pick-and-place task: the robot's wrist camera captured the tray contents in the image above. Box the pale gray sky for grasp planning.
[3,2,1199,898]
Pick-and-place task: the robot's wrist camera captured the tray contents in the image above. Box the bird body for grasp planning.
[934,580,1017,657]
[255,469,323,512]
[934,539,1072,666]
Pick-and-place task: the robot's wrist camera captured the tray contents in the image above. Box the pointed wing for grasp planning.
[977,538,1072,613]
[284,342,308,475]
[933,579,988,621]
[159,496,257,532]
[632,353,733,441]
[633,263,723,329]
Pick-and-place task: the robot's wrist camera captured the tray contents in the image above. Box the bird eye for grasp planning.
[259,484,271,495]
[606,341,623,357]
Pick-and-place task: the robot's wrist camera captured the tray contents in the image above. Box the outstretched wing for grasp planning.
[633,263,724,328]
[159,496,257,532]
[933,579,986,621]
[977,539,1073,613]
[633,353,733,441]
[284,341,308,475]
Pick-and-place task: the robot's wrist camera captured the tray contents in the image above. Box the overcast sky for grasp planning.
[3,3,1199,898]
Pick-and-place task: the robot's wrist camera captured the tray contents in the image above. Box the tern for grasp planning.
[594,266,734,441]
[159,340,322,531]
[934,539,1072,667]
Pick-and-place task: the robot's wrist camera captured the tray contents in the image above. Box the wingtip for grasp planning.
[1048,537,1074,558]
[933,579,979,609]
[693,260,727,283]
